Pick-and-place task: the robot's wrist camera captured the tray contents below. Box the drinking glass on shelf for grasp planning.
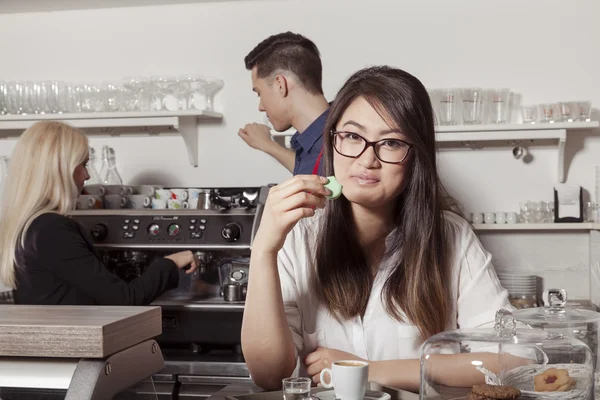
[461,88,485,124]
[151,75,177,111]
[519,201,535,223]
[437,89,460,125]
[487,88,511,124]
[427,89,438,125]
[521,105,537,124]
[574,101,592,122]
[584,202,598,223]
[22,81,37,115]
[538,103,558,123]
[103,82,122,112]
[0,81,7,115]
[558,102,574,122]
[194,77,224,111]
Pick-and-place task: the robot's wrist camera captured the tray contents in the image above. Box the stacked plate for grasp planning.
[596,165,600,205]
[496,272,538,309]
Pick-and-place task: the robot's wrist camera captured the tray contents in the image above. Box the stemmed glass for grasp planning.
[191,76,224,111]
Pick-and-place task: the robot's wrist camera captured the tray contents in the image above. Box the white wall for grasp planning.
[1,0,599,298]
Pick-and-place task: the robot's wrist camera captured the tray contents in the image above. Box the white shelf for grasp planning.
[435,121,598,133]
[271,121,599,183]
[473,223,595,231]
[0,110,223,167]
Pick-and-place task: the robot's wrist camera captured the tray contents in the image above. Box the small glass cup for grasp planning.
[282,377,311,400]
[559,102,574,122]
[584,202,598,223]
[437,89,460,125]
[539,103,558,123]
[574,101,592,122]
[521,105,537,123]
[487,88,511,124]
[461,88,485,124]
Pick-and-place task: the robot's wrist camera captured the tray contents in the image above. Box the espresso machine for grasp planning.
[68,186,268,399]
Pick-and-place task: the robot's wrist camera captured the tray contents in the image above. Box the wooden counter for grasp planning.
[0,305,161,358]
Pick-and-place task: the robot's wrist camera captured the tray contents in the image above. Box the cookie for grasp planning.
[471,383,521,399]
[534,368,575,392]
[324,176,342,200]
[467,393,492,400]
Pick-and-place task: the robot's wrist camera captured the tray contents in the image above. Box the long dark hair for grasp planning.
[312,66,454,339]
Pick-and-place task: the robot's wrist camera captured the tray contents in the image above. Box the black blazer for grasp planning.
[13,212,178,305]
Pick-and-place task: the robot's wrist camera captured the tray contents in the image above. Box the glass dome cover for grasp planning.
[513,289,600,325]
[419,309,594,399]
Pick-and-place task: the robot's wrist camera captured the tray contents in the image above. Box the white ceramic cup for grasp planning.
[135,185,161,197]
[484,212,496,224]
[104,194,126,209]
[170,189,189,201]
[187,198,199,209]
[82,184,105,196]
[507,212,518,224]
[471,212,484,224]
[76,195,102,210]
[168,198,189,210]
[495,212,507,224]
[319,360,369,400]
[103,185,131,196]
[152,198,167,209]
[155,189,171,201]
[126,195,151,209]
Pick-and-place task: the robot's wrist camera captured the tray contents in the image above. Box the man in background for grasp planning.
[239,32,329,175]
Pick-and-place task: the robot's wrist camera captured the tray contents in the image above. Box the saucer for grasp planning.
[312,389,391,400]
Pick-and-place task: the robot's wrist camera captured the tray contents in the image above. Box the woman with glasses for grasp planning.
[241,66,514,391]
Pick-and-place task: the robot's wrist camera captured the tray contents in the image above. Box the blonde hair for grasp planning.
[0,121,88,289]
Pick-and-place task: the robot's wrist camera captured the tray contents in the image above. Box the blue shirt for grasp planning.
[290,109,329,175]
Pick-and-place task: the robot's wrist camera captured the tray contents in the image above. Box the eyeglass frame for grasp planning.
[330,130,413,164]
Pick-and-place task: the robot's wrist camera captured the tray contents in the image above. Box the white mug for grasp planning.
[319,360,368,400]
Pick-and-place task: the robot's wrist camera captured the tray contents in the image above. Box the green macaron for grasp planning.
[324,176,343,200]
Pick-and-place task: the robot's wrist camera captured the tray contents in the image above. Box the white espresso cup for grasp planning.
[319,360,368,400]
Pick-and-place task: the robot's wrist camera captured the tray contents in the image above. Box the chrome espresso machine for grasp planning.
[68,186,269,399]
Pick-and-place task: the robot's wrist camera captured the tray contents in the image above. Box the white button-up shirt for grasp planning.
[277,211,513,371]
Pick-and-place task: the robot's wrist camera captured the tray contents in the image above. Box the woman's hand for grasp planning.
[305,347,365,384]
[164,250,199,274]
[252,175,330,254]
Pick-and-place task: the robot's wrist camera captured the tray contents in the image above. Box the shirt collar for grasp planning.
[293,108,329,152]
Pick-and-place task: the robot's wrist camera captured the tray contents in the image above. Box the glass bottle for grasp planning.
[103,146,123,185]
[85,147,101,185]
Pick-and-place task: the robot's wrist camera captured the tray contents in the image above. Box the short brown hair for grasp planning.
[244,32,323,95]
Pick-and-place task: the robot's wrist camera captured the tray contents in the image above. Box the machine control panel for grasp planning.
[71,211,257,249]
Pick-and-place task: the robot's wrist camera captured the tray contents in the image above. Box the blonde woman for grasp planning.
[0,121,198,305]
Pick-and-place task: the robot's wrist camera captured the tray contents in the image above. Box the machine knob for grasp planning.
[90,224,108,241]
[167,224,180,237]
[221,223,241,242]
[239,197,250,208]
[148,224,160,236]
[230,270,246,281]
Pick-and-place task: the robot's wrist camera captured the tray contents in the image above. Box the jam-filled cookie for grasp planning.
[534,368,576,392]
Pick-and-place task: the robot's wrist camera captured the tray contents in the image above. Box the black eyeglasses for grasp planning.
[331,131,412,164]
